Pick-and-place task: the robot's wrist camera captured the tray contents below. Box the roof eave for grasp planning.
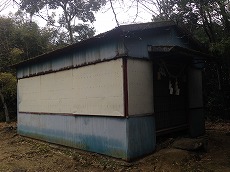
[148,45,213,59]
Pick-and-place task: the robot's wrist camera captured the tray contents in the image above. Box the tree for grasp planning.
[0,73,16,122]
[0,17,21,71]
[18,0,106,43]
[0,15,64,121]
[14,21,54,59]
[0,14,63,69]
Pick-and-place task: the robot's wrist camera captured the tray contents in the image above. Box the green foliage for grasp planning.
[14,21,52,59]
[210,37,230,57]
[0,17,16,71]
[0,15,62,71]
[0,73,17,101]
[0,73,17,121]
[73,24,95,41]
[19,0,106,43]
[152,0,230,43]
[0,15,62,120]
[152,0,230,119]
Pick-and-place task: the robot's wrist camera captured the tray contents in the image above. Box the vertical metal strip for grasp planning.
[123,57,128,117]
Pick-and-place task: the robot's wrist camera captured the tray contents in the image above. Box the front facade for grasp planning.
[15,21,205,161]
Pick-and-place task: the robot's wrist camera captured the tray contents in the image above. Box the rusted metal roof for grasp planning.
[12,21,204,68]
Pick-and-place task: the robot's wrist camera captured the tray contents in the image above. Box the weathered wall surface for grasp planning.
[124,27,192,58]
[17,41,124,79]
[127,115,155,160]
[18,113,128,159]
[18,112,156,160]
[18,59,124,116]
[127,59,154,116]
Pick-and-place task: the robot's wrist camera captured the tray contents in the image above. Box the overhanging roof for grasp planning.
[148,45,215,69]
[12,21,206,68]
[148,45,212,59]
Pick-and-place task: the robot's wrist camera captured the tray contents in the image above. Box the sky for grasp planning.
[93,1,154,34]
[0,0,154,34]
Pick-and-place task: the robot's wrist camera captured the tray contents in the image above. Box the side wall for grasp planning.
[17,58,157,160]
[127,59,154,116]
[126,59,155,159]
[124,27,192,58]
[18,112,156,161]
[18,59,124,116]
[127,115,155,160]
[18,113,128,159]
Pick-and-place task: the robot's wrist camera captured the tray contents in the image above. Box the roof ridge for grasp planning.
[12,21,201,68]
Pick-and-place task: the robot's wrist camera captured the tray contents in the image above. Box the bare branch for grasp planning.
[109,0,120,26]
[133,0,139,23]
[139,0,158,16]
[0,0,11,12]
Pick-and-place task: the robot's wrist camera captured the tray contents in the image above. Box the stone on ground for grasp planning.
[172,137,207,151]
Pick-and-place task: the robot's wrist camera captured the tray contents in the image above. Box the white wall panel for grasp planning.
[127,59,154,115]
[18,59,124,116]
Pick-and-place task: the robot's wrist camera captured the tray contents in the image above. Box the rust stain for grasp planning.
[123,57,129,117]
[18,56,125,79]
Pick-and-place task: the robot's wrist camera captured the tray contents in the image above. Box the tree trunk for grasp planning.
[199,3,215,43]
[60,2,74,44]
[63,8,74,44]
[217,1,230,34]
[0,90,9,122]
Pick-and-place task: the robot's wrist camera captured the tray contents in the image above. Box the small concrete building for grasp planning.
[14,21,206,161]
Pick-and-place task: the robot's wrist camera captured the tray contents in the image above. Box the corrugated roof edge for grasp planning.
[11,26,122,68]
[11,20,205,68]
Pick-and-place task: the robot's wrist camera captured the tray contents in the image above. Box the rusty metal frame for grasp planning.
[123,57,129,117]
[18,111,128,118]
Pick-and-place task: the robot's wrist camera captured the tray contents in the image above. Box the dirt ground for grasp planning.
[0,121,229,172]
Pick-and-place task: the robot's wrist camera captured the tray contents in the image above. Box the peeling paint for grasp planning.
[18,113,155,161]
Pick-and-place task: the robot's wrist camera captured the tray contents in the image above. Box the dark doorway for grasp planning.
[153,58,189,134]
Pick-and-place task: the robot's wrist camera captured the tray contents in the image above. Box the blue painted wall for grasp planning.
[18,113,155,160]
[124,27,193,58]
[16,26,196,79]
[17,41,120,79]
[127,115,155,160]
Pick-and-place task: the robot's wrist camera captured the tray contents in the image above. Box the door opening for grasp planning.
[153,58,189,135]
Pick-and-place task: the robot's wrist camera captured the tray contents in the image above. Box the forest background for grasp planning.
[0,0,229,122]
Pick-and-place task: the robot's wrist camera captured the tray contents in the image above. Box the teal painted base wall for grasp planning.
[18,113,155,161]
[127,116,156,160]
